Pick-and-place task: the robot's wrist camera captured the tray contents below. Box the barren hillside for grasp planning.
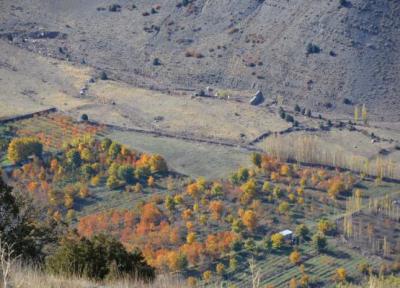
[1,0,399,119]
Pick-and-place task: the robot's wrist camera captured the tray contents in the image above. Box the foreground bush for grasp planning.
[46,234,155,282]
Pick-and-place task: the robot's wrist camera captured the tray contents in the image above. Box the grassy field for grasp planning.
[108,130,252,179]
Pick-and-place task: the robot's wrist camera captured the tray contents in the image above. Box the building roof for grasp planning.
[279,229,293,236]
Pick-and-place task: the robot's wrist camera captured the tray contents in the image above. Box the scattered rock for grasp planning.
[249,90,264,105]
[109,4,121,12]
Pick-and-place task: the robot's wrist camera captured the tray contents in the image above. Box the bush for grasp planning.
[46,234,155,281]
[100,71,108,80]
[279,107,286,119]
[153,58,161,66]
[294,104,301,112]
[8,137,43,163]
[306,43,321,55]
[80,114,88,121]
[108,4,121,12]
[285,114,294,123]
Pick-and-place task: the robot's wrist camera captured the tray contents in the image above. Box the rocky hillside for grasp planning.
[1,0,399,119]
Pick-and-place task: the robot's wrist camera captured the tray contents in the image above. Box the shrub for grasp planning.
[306,43,321,55]
[80,114,89,121]
[279,107,286,119]
[285,114,294,123]
[153,58,161,66]
[8,137,43,163]
[99,71,108,80]
[46,234,155,281]
[294,104,301,112]
[108,4,121,12]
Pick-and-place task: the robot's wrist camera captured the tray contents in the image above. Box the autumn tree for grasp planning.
[209,200,224,221]
[134,183,143,194]
[149,155,168,174]
[187,182,200,198]
[8,137,43,163]
[278,201,290,214]
[186,232,196,244]
[79,185,89,198]
[211,182,223,196]
[317,219,335,235]
[64,194,74,209]
[242,210,257,232]
[203,270,212,283]
[289,278,297,288]
[240,178,257,204]
[106,175,120,190]
[262,181,271,193]
[167,251,188,272]
[271,233,284,249]
[335,267,347,283]
[165,195,175,212]
[216,263,225,276]
[289,250,301,265]
[147,176,155,187]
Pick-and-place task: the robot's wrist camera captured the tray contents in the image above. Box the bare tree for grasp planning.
[249,257,260,288]
[0,239,16,288]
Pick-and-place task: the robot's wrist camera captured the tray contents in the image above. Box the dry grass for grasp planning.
[5,264,189,288]
[264,134,400,180]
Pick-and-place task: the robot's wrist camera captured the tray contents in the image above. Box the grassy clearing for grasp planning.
[108,130,251,179]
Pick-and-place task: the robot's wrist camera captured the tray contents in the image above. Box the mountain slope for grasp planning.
[0,0,399,119]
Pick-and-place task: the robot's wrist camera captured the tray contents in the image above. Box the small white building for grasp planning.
[279,229,293,241]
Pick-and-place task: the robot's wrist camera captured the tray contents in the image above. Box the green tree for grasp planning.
[0,171,58,260]
[81,164,95,180]
[106,175,120,189]
[66,149,82,168]
[251,153,262,168]
[108,142,121,159]
[117,165,135,184]
[312,233,327,252]
[295,224,310,241]
[46,234,155,281]
[165,195,175,212]
[101,138,112,151]
[238,167,249,182]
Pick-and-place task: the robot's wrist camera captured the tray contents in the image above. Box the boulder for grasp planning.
[249,90,264,105]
